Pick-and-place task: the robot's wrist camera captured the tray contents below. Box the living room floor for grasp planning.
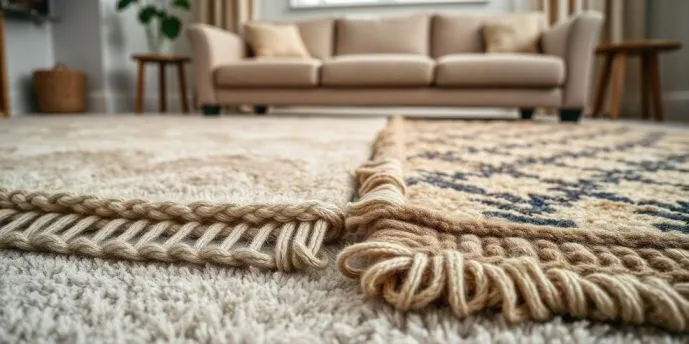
[3,109,689,340]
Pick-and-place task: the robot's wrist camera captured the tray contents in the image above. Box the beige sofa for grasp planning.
[188,12,603,121]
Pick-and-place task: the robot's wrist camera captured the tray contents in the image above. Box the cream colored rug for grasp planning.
[0,116,385,270]
[1,248,682,343]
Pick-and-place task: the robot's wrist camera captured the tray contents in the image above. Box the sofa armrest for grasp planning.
[541,12,603,109]
[188,24,246,106]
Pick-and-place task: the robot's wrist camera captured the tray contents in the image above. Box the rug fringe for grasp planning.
[0,205,335,270]
[338,241,689,332]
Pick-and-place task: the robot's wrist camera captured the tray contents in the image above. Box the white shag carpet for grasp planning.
[0,248,682,343]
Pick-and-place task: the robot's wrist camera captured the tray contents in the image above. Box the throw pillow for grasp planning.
[482,13,546,53]
[244,23,311,58]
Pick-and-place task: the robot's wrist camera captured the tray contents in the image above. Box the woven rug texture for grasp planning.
[339,117,689,332]
[0,116,385,271]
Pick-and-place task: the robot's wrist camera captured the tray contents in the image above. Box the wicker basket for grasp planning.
[33,64,86,113]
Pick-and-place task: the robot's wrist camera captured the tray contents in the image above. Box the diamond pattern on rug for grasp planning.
[404,120,689,233]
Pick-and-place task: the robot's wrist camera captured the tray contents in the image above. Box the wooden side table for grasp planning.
[591,40,681,121]
[132,54,191,114]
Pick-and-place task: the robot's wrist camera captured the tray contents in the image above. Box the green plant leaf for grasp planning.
[116,0,135,11]
[138,6,159,24]
[161,15,182,40]
[171,0,191,10]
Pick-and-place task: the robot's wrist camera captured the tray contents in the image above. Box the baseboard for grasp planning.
[88,91,110,113]
[8,90,34,116]
[9,93,25,116]
[663,90,689,122]
[665,90,689,102]
[612,90,689,123]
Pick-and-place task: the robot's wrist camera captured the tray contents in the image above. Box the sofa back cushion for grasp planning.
[294,18,335,60]
[431,14,485,57]
[336,14,430,55]
[431,12,547,57]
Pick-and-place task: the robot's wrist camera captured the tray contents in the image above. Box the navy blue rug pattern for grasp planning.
[404,120,689,234]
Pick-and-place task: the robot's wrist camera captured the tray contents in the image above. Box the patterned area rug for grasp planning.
[0,116,385,271]
[340,117,689,332]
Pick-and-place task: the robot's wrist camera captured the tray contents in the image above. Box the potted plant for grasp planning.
[116,0,190,53]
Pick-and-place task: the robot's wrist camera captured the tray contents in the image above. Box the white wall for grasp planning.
[260,0,530,20]
[647,0,689,122]
[26,0,193,115]
[100,0,192,113]
[52,0,106,112]
[4,20,54,115]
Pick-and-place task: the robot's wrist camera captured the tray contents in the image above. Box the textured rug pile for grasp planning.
[0,116,385,270]
[2,248,680,342]
[2,115,689,341]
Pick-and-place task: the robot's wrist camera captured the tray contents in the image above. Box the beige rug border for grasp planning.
[337,116,689,332]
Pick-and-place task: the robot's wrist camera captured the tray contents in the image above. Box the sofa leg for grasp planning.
[202,105,221,116]
[560,109,582,122]
[520,108,534,120]
[254,105,268,115]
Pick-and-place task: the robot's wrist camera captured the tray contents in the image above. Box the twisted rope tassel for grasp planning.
[338,241,689,332]
[0,200,335,270]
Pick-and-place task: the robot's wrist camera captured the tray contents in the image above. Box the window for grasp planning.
[290,0,484,9]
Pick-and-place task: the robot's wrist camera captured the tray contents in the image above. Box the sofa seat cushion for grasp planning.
[322,55,434,87]
[215,58,321,88]
[436,54,565,88]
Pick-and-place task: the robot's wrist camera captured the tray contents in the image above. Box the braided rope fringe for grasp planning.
[0,189,345,270]
[337,116,689,332]
[0,189,344,239]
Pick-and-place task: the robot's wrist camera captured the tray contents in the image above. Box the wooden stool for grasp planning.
[591,40,681,121]
[132,54,191,114]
